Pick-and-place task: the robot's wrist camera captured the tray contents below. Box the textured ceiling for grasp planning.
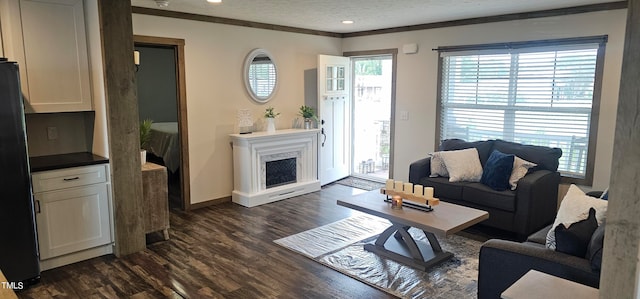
[130,0,620,33]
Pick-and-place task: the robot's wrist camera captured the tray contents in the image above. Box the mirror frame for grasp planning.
[243,48,278,103]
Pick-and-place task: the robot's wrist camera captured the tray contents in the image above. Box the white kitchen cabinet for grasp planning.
[0,0,92,113]
[32,164,113,270]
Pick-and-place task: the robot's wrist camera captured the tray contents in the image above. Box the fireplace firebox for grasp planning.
[266,158,297,188]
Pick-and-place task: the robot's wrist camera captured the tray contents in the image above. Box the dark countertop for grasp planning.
[30,152,109,172]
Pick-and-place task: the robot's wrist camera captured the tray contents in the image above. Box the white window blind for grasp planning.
[439,42,603,179]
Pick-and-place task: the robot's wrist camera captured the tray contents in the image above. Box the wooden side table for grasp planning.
[141,162,170,240]
[501,270,598,299]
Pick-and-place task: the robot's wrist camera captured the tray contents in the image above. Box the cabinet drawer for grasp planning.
[32,164,108,193]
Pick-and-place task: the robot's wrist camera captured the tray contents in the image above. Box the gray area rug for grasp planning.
[334,177,385,191]
[274,213,482,299]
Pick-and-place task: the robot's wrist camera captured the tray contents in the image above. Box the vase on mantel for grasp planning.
[266,118,276,133]
[304,118,312,129]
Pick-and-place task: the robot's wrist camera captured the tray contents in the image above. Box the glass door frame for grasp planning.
[343,49,398,181]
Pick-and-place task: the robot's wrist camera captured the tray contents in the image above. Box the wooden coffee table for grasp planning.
[337,190,489,271]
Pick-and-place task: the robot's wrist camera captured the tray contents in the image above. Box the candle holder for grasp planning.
[391,195,403,209]
[380,188,440,206]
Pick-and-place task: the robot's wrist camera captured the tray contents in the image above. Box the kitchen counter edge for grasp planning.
[30,152,109,172]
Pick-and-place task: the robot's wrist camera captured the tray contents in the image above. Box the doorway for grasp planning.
[346,51,396,182]
[134,35,191,210]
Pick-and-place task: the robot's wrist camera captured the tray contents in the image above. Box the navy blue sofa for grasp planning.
[408,139,562,239]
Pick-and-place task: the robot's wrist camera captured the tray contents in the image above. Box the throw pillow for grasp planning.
[429,152,449,177]
[480,150,514,191]
[546,184,608,250]
[554,208,598,257]
[438,148,483,182]
[586,222,606,271]
[509,156,537,190]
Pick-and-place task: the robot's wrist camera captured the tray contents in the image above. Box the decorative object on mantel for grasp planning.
[264,106,279,133]
[298,105,318,129]
[237,109,254,134]
[139,119,153,165]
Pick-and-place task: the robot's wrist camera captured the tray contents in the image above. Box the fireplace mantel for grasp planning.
[230,129,321,207]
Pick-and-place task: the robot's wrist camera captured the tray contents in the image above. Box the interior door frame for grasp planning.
[343,49,398,179]
[133,35,191,210]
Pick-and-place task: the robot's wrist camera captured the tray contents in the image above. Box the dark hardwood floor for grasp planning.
[18,184,395,299]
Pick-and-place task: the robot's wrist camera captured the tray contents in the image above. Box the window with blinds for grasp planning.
[437,37,606,182]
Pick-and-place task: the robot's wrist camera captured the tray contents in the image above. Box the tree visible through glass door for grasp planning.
[352,55,392,181]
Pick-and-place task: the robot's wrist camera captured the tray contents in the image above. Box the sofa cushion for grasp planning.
[462,183,517,212]
[439,139,494,166]
[492,139,562,172]
[439,148,483,182]
[481,150,514,191]
[554,208,598,257]
[586,223,605,272]
[421,177,465,200]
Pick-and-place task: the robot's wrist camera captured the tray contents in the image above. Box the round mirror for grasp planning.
[243,48,277,103]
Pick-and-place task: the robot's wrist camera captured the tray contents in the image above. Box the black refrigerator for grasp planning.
[0,58,40,286]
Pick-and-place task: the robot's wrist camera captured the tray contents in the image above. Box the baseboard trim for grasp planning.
[189,196,231,210]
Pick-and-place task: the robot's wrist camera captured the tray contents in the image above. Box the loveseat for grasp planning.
[408,139,562,238]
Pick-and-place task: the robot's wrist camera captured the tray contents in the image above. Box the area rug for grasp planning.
[274,213,483,299]
[334,176,385,191]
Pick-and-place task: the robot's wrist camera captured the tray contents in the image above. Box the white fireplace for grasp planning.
[230,129,321,207]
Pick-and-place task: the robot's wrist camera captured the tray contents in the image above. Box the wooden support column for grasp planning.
[97,1,145,256]
[600,0,640,297]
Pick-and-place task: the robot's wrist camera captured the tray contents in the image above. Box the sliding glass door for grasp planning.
[351,55,393,181]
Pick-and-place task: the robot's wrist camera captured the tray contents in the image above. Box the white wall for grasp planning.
[342,10,626,190]
[132,14,342,204]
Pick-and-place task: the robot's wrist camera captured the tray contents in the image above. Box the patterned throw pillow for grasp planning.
[509,156,537,190]
[429,152,449,177]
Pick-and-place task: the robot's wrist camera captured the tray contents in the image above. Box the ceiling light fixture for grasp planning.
[207,0,222,3]
[154,0,169,7]
[342,20,354,24]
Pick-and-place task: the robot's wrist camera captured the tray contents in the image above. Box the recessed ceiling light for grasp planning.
[342,20,354,24]
[207,0,222,3]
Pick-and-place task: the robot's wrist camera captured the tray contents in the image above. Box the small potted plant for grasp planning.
[299,105,317,129]
[264,107,279,133]
[139,119,153,165]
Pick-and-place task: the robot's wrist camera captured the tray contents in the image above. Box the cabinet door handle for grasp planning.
[63,177,80,181]
[35,200,41,213]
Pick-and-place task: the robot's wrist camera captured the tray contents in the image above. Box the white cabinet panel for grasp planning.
[35,183,111,260]
[32,163,113,269]
[1,0,92,113]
